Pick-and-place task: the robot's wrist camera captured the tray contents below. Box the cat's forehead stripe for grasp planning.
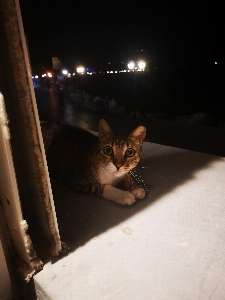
[112,136,130,147]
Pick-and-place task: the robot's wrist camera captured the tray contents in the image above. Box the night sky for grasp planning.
[19,0,223,72]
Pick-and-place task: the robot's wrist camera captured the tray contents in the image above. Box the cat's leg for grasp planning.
[102,185,135,205]
[124,173,146,199]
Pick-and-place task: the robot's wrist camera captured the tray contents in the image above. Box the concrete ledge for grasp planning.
[35,142,225,299]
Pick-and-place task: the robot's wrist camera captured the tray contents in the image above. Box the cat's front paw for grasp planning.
[132,188,146,199]
[102,185,136,205]
[123,192,135,205]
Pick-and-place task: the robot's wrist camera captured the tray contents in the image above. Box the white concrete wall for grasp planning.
[0,239,11,300]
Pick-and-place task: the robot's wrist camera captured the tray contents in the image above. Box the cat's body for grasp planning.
[41,119,147,205]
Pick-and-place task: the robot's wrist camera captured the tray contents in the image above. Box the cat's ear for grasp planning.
[129,126,146,143]
[98,119,114,140]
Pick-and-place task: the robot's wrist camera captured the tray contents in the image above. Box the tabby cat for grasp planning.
[41,119,147,205]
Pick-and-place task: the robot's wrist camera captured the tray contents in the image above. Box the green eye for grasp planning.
[126,148,135,157]
[103,146,113,156]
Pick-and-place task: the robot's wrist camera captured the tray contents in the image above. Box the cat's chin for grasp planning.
[112,170,126,177]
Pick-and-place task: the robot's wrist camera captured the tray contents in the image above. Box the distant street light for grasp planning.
[138,61,146,70]
[62,69,68,75]
[128,61,135,70]
[77,66,85,74]
[128,60,146,71]
[76,66,85,102]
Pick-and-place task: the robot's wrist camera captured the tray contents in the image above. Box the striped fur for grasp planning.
[41,119,147,205]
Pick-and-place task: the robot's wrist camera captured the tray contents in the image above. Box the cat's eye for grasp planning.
[103,146,113,156]
[125,148,135,157]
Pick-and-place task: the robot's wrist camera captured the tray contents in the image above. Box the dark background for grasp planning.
[19,0,224,121]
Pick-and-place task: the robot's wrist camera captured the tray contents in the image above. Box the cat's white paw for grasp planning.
[123,192,135,205]
[132,188,146,199]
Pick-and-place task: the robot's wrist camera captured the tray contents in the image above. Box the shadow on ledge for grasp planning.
[49,144,222,257]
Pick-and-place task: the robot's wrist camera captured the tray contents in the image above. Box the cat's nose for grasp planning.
[115,163,123,170]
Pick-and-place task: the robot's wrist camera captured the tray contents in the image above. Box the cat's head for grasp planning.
[98,119,146,176]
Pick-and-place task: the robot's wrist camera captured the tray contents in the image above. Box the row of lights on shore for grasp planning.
[76,60,146,75]
[32,60,146,79]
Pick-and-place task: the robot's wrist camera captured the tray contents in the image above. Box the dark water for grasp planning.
[34,84,225,157]
[66,66,224,122]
